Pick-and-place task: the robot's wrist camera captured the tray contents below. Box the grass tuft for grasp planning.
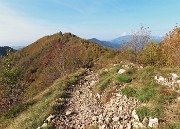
[117,75,132,83]
[121,86,136,98]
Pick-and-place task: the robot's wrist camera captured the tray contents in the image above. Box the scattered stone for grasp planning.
[122,64,129,69]
[97,93,101,99]
[155,74,180,92]
[127,123,132,129]
[119,106,123,110]
[105,117,111,124]
[65,110,73,116]
[118,69,126,74]
[171,73,179,80]
[139,65,143,69]
[177,97,180,101]
[104,69,108,72]
[112,116,119,122]
[46,114,55,122]
[113,64,119,66]
[148,117,158,128]
[132,110,139,121]
[41,123,48,128]
[119,124,124,129]
[92,116,98,121]
[100,124,106,129]
[142,117,149,126]
[133,121,145,128]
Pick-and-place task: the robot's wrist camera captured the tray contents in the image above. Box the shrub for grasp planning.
[3,101,35,119]
[138,41,159,66]
[117,75,132,83]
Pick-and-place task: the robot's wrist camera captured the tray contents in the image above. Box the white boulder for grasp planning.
[65,110,73,116]
[132,110,139,121]
[46,114,55,122]
[170,73,179,80]
[118,69,126,74]
[133,121,145,128]
[148,117,158,128]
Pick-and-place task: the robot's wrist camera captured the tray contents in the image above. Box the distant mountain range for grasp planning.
[89,35,162,49]
[89,38,120,49]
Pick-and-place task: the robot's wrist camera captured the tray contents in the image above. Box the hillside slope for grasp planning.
[0,32,116,114]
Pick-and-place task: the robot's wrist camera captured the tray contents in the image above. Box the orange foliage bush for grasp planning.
[160,27,180,66]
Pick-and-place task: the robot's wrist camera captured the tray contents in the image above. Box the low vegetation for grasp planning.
[116,75,132,83]
[0,69,85,129]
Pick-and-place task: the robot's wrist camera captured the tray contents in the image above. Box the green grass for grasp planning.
[121,86,136,98]
[2,101,35,119]
[116,75,132,83]
[95,67,118,92]
[136,106,162,122]
[120,66,179,128]
[163,123,180,129]
[136,85,156,102]
[0,69,85,129]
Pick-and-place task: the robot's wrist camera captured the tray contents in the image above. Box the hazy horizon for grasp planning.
[0,0,179,46]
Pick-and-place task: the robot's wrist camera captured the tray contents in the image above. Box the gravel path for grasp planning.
[53,70,140,129]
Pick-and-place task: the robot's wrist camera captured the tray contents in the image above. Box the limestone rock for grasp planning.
[171,73,179,80]
[41,123,48,128]
[127,123,132,129]
[148,117,158,128]
[92,116,98,121]
[142,117,148,126]
[97,93,101,99]
[119,124,124,129]
[118,69,126,74]
[65,110,73,116]
[132,110,139,121]
[112,116,119,122]
[100,124,106,129]
[46,114,55,122]
[133,121,145,128]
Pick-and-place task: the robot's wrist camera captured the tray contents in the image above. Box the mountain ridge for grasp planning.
[89,35,162,49]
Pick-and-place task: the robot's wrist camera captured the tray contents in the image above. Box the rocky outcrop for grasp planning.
[155,73,180,92]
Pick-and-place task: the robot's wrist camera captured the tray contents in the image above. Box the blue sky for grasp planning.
[0,0,179,46]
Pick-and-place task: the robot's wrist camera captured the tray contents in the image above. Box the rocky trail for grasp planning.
[51,70,143,129]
